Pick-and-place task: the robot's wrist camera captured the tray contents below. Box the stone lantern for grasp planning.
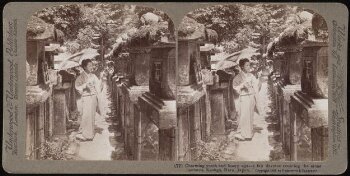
[177,38,208,161]
[119,46,150,160]
[25,16,61,159]
[138,41,177,161]
[274,45,302,160]
[176,16,217,161]
[289,40,328,161]
[117,23,170,159]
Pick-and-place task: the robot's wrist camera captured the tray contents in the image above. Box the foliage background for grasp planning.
[34,4,174,55]
[34,3,325,55]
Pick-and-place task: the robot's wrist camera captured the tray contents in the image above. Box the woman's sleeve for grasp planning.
[75,75,86,95]
[257,76,262,91]
[232,76,243,93]
[94,74,103,93]
[253,75,262,92]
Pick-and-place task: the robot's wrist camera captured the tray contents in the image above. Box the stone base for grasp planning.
[53,87,71,136]
[277,84,301,160]
[291,91,328,128]
[209,87,228,135]
[177,94,207,161]
[121,84,149,103]
[289,91,328,161]
[119,84,149,160]
[138,92,177,160]
[138,92,176,129]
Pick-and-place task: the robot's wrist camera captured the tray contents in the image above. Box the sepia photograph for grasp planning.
[25,3,176,160]
[2,1,348,174]
[25,3,329,162]
[176,4,329,161]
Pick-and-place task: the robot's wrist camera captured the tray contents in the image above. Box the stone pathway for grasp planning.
[68,77,279,161]
[77,113,116,160]
[74,81,124,160]
[234,82,274,161]
[220,81,275,161]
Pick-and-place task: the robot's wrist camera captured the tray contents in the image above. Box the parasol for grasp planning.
[57,60,80,70]
[57,48,100,70]
[215,58,239,70]
[215,47,260,70]
[68,48,100,64]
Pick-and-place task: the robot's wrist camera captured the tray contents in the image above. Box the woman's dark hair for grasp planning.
[81,59,92,69]
[239,58,250,68]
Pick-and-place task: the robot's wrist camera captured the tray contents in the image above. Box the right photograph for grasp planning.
[176,4,329,161]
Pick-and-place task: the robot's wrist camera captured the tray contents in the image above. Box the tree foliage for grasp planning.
[34,3,173,55]
[34,3,313,56]
[35,4,84,41]
[188,4,303,54]
[232,4,302,53]
[187,5,242,43]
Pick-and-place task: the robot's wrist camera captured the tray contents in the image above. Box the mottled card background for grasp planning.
[2,2,348,174]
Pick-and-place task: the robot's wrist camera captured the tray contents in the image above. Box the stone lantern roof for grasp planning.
[266,11,328,57]
[178,16,218,43]
[126,21,171,47]
[27,16,63,42]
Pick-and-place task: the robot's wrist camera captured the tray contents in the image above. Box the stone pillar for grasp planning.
[124,102,136,158]
[281,86,301,160]
[159,128,176,160]
[53,87,70,136]
[296,109,312,161]
[48,94,54,139]
[204,86,211,141]
[311,126,328,161]
[177,108,190,161]
[178,41,190,85]
[40,102,48,156]
[199,96,207,141]
[69,80,77,113]
[134,104,142,160]
[124,98,135,159]
[210,89,226,135]
[282,96,291,160]
[43,99,50,140]
[123,98,131,158]
[121,96,125,134]
[190,103,201,160]
[276,87,283,144]
[26,106,38,160]
[290,108,297,161]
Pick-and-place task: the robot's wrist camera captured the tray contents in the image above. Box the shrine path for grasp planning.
[74,78,279,161]
[220,80,277,161]
[76,81,124,160]
[234,81,274,161]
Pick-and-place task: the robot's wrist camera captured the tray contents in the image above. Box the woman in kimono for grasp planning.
[232,58,261,141]
[75,59,102,141]
[74,67,84,125]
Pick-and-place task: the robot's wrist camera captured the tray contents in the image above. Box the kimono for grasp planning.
[75,71,101,139]
[98,70,108,116]
[232,71,261,138]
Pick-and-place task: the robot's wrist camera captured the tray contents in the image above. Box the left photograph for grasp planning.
[25,3,176,160]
